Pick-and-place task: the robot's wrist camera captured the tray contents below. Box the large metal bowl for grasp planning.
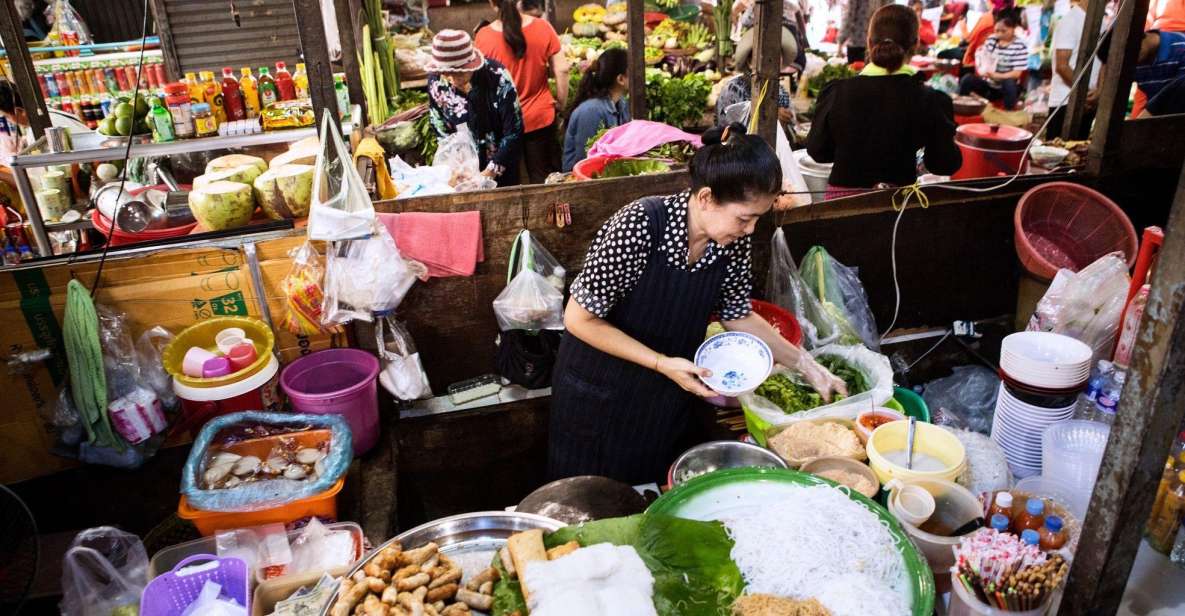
[667,440,789,487]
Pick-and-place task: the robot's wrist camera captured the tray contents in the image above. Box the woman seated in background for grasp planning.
[807,4,962,199]
[562,48,630,172]
[958,10,1027,110]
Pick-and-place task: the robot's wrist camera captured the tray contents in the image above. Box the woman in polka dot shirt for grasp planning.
[547,123,847,484]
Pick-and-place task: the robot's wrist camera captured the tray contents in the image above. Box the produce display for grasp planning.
[645,69,713,129]
[806,62,856,98]
[330,541,497,616]
[598,158,671,178]
[185,147,317,230]
[96,93,151,137]
[754,355,865,415]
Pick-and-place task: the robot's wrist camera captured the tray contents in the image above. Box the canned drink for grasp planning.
[153,64,167,87]
[124,66,137,91]
[36,74,49,98]
[55,71,71,97]
[114,65,128,91]
[6,223,27,249]
[63,31,80,56]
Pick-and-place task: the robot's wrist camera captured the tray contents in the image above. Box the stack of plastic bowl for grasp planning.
[1041,420,1111,515]
[992,332,1092,478]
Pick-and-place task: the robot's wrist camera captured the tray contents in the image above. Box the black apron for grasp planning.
[547,196,729,485]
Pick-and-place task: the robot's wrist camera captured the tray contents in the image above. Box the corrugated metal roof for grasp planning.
[159,0,302,75]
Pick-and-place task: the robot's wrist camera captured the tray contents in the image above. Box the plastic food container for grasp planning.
[949,571,1052,615]
[888,478,982,573]
[140,556,250,616]
[281,349,380,455]
[952,123,1032,180]
[163,317,276,389]
[178,477,345,536]
[867,420,967,484]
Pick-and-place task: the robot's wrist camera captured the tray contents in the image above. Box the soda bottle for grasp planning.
[293,62,309,99]
[239,68,260,118]
[220,67,246,121]
[149,97,175,142]
[334,74,350,120]
[199,71,226,123]
[185,71,205,104]
[274,61,296,101]
[258,67,278,108]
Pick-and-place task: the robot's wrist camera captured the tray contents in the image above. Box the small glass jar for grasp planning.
[191,102,217,137]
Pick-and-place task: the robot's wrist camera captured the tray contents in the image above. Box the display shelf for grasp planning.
[11,127,317,169]
[31,49,163,69]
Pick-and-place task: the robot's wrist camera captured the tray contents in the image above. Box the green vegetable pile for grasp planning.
[492,514,744,616]
[599,158,672,178]
[645,69,712,129]
[806,63,855,98]
[753,355,868,415]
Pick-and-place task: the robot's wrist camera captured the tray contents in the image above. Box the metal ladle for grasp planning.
[114,196,168,233]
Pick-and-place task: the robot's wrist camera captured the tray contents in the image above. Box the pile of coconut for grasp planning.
[187,138,318,230]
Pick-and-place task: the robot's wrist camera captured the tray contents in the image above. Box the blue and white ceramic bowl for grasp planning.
[694,332,773,397]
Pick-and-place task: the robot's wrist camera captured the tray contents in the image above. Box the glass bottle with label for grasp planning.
[258,67,278,108]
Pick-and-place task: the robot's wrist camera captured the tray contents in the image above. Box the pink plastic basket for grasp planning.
[140,555,250,616]
[1014,182,1138,281]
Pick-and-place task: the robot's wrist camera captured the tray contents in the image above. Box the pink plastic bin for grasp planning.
[280,349,380,455]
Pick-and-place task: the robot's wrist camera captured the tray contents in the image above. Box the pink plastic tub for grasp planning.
[280,349,380,455]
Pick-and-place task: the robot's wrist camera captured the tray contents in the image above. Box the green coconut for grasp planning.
[188,180,256,230]
[205,154,267,177]
[253,163,314,219]
[193,163,264,189]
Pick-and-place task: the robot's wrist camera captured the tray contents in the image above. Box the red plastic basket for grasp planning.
[751,299,803,346]
[1013,182,1138,281]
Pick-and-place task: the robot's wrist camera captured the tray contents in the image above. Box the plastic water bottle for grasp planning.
[1078,360,1113,421]
[1095,370,1127,425]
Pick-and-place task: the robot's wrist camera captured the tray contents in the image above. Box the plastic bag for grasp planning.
[180,411,353,512]
[433,125,496,192]
[375,313,432,401]
[740,343,894,430]
[60,527,148,616]
[766,229,844,349]
[1027,252,1130,365]
[180,580,247,616]
[280,242,329,335]
[388,156,455,198]
[308,111,376,241]
[322,223,421,325]
[46,0,93,45]
[923,365,1001,435]
[798,245,880,350]
[136,326,176,409]
[493,230,566,331]
[288,519,357,576]
[98,305,138,401]
[508,229,566,284]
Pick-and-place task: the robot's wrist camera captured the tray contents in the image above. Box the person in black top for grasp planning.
[807,4,961,198]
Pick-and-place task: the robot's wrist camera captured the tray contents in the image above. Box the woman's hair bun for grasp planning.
[700,122,745,147]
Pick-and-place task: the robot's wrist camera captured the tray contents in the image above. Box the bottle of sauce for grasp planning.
[293,62,309,99]
[258,67,278,108]
[987,492,1014,530]
[1020,529,1040,547]
[239,67,260,118]
[185,71,205,104]
[163,82,194,139]
[199,71,226,123]
[149,97,175,143]
[1148,470,1185,553]
[1039,515,1067,551]
[274,61,296,101]
[990,514,1010,533]
[191,103,218,138]
[1014,498,1046,534]
[220,67,246,121]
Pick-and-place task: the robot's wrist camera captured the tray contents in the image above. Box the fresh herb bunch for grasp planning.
[807,63,855,97]
[645,69,711,129]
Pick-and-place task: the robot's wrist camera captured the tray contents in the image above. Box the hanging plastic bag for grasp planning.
[308,111,376,241]
[61,527,148,616]
[508,229,566,284]
[46,0,94,45]
[279,241,329,335]
[433,125,496,192]
[798,245,880,350]
[493,230,566,331]
[1027,252,1130,365]
[375,313,433,401]
[923,365,1001,435]
[766,229,843,349]
[322,223,422,325]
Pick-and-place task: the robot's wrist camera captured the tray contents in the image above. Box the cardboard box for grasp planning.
[0,235,339,484]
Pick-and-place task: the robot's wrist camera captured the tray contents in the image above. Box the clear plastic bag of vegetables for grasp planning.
[739,344,894,434]
[798,245,880,351]
[766,229,844,349]
[60,527,148,616]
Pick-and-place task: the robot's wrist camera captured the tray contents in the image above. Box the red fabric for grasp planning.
[475,18,561,133]
[377,211,485,278]
[962,12,995,67]
[919,21,938,46]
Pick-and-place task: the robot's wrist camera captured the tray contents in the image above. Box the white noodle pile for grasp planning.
[721,485,910,616]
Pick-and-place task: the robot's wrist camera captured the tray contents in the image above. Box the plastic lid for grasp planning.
[995,492,1013,508]
[222,67,234,75]
[1044,515,1063,533]
[1026,498,1044,515]
[990,513,1010,532]
[202,356,232,378]
[199,70,214,79]
[259,67,270,74]
[1021,529,1040,546]
[191,102,210,113]
[955,123,1034,151]
[276,61,287,68]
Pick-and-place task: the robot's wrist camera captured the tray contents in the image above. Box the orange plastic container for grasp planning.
[178,477,344,536]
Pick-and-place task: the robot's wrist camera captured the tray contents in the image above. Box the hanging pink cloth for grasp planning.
[586,120,703,159]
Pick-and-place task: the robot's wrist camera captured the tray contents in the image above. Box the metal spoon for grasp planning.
[906,416,918,470]
[115,198,168,232]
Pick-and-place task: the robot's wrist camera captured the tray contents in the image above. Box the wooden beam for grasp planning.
[0,0,51,139]
[627,0,646,121]
[148,0,182,81]
[336,0,367,115]
[1063,0,1107,139]
[1088,0,1151,175]
[751,0,781,146]
[1061,157,1185,613]
[292,0,340,131]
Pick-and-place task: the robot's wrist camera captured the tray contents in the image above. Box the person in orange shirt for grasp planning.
[1149,0,1185,31]
[475,0,570,184]
[962,10,998,68]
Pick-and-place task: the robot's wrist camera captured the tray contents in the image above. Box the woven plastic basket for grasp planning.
[1014,182,1137,280]
[140,555,249,616]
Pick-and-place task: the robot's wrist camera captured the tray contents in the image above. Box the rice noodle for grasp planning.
[722,485,910,616]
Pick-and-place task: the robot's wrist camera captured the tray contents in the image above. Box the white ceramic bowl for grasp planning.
[694,332,773,397]
[1030,145,1070,168]
[1000,332,1092,387]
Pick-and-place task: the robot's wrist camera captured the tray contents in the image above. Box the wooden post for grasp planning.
[1062,0,1107,139]
[751,0,782,146]
[1060,157,1185,613]
[627,0,647,121]
[293,0,340,131]
[147,0,182,80]
[336,0,368,114]
[1087,0,1151,175]
[0,0,51,139]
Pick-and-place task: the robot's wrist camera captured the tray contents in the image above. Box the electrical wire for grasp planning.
[88,0,151,296]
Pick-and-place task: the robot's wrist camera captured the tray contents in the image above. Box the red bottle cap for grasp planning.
[226,342,257,372]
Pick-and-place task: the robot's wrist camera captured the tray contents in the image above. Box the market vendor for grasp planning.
[562,48,630,172]
[806,4,961,199]
[426,30,525,186]
[548,123,847,485]
[958,10,1027,110]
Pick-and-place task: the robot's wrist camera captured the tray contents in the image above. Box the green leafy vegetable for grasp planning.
[546,514,644,548]
[807,63,855,98]
[818,355,868,395]
[599,158,671,178]
[755,372,828,414]
[646,69,712,129]
[491,551,528,616]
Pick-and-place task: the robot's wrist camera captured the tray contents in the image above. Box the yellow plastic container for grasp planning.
[162,317,276,389]
[867,420,967,485]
